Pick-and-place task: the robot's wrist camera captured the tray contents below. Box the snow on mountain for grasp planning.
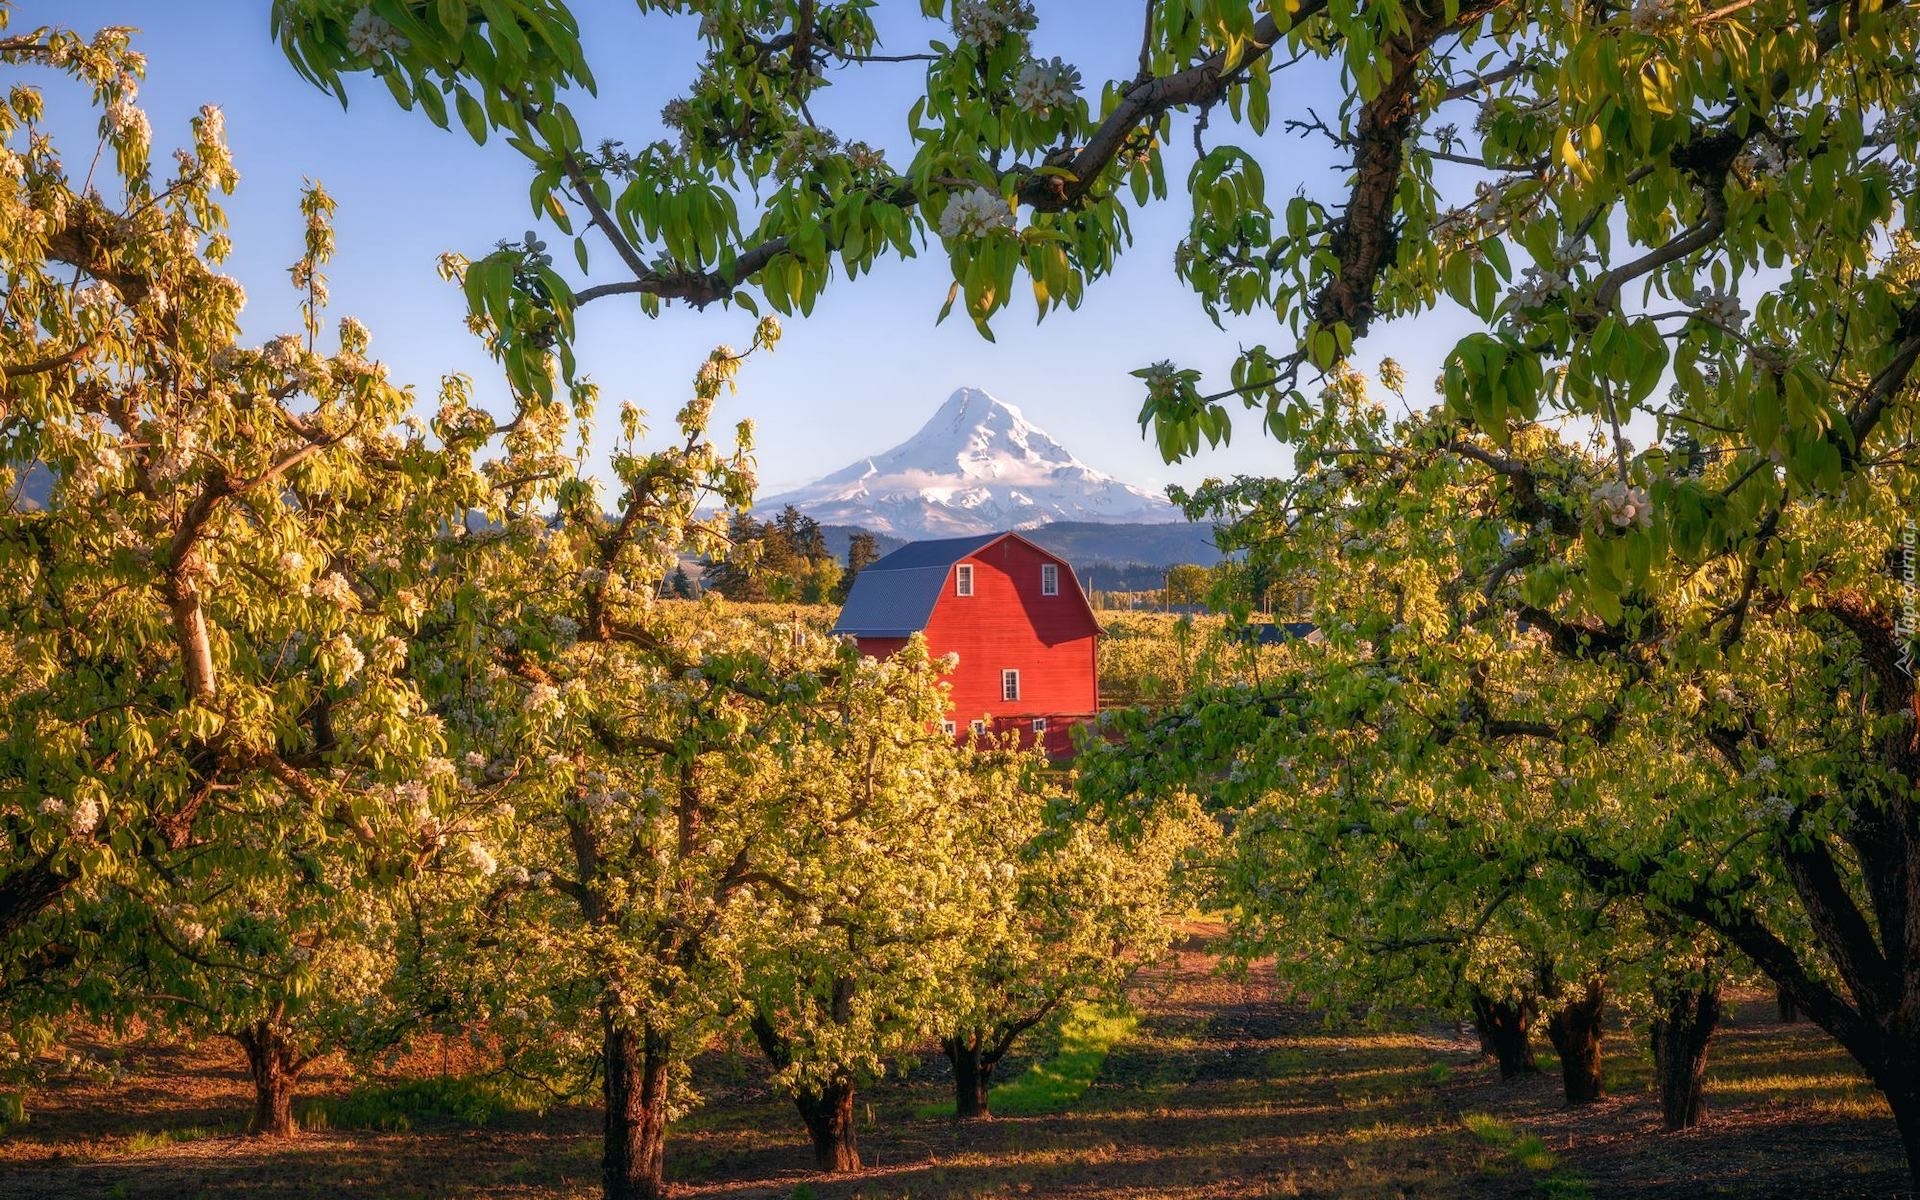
[756,387,1182,537]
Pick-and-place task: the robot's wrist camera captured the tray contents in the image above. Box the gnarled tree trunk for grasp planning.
[1775,983,1798,1023]
[234,1020,302,1137]
[794,1075,859,1171]
[747,995,862,1173]
[1888,1078,1920,1195]
[1469,991,1539,1080]
[943,1035,998,1119]
[603,1014,672,1200]
[1650,977,1721,1131]
[1545,976,1607,1105]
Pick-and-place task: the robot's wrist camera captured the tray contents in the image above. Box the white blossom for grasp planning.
[1630,0,1678,32]
[1590,478,1652,530]
[263,334,302,371]
[1010,57,1080,115]
[104,99,150,149]
[1506,264,1569,314]
[1589,478,1651,529]
[1693,287,1749,331]
[69,796,101,836]
[73,280,117,312]
[323,633,366,682]
[938,187,1016,240]
[952,0,1034,49]
[465,840,498,877]
[1736,139,1787,180]
[345,7,410,57]
[196,103,226,144]
[312,572,357,609]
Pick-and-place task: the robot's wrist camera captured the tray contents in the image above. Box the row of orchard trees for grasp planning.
[0,16,1197,1200]
[1087,353,1920,1147]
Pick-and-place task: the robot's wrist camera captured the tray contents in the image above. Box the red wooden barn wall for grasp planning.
[855,536,1098,756]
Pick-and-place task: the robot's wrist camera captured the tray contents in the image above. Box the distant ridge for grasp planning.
[815,520,1220,574]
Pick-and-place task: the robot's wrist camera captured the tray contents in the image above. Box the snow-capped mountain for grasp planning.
[757,387,1183,538]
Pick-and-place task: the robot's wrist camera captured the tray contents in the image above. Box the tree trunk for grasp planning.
[1470,993,1539,1079]
[1888,1082,1920,1195]
[1545,976,1606,1105]
[1469,1008,1497,1057]
[794,1075,860,1171]
[0,856,71,944]
[603,1015,671,1200]
[1775,983,1798,1023]
[943,1038,997,1119]
[1650,977,1721,1131]
[235,1021,300,1137]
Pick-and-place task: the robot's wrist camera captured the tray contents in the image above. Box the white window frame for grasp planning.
[1031,717,1048,733]
[941,720,956,736]
[955,564,974,596]
[1041,563,1059,596]
[1002,669,1020,702]
[969,719,987,736]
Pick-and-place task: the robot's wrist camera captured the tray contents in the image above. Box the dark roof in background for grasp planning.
[1228,621,1319,645]
[861,532,1005,573]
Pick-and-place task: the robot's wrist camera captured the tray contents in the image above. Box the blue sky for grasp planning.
[17,1,1474,497]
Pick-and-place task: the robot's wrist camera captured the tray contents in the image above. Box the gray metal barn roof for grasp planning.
[830,533,1006,637]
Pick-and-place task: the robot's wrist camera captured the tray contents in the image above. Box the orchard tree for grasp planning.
[1128,366,1920,1162]
[1082,591,1662,1108]
[412,308,1003,1197]
[735,663,1020,1169]
[937,780,1197,1119]
[1,11,486,1133]
[416,318,763,1200]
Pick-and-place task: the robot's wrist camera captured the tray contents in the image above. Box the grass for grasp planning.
[917,1005,1138,1118]
[1461,1111,1591,1198]
[298,1074,545,1132]
[121,1124,230,1153]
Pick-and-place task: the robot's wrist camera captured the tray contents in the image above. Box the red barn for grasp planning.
[831,532,1099,756]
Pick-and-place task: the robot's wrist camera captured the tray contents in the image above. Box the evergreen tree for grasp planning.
[836,531,881,605]
[703,512,772,602]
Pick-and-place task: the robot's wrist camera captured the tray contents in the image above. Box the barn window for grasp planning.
[1031,717,1047,732]
[941,720,956,735]
[1041,563,1058,595]
[970,719,987,736]
[1002,669,1020,701]
[955,564,974,596]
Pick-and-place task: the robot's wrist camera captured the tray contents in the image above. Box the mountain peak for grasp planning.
[757,386,1181,539]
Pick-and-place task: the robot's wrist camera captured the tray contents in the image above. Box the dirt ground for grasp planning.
[1,925,1912,1199]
